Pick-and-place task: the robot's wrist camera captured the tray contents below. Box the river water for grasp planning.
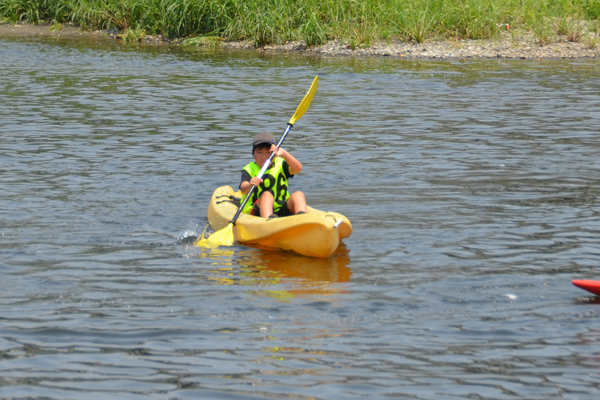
[1,36,600,399]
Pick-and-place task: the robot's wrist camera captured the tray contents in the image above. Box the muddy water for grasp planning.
[1,37,600,399]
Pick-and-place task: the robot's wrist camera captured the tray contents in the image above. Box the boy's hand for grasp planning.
[269,144,302,175]
[250,177,263,186]
[270,144,286,158]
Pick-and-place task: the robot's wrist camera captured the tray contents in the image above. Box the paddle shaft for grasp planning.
[229,123,293,225]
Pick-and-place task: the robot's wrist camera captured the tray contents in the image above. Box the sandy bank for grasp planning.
[1,23,598,60]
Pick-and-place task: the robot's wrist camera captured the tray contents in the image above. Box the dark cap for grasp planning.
[252,132,276,153]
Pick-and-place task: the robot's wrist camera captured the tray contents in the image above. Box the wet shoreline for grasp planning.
[1,22,599,60]
[248,34,600,60]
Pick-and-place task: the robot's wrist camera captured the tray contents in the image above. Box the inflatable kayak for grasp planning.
[205,186,352,258]
[572,280,600,297]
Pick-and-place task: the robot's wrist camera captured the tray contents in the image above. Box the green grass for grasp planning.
[1,0,599,46]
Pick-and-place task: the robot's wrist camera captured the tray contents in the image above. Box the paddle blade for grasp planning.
[288,76,318,125]
[195,223,234,248]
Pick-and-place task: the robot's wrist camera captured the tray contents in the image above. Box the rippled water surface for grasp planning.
[1,36,600,399]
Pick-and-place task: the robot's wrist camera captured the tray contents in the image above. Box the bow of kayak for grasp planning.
[572,280,600,297]
[206,186,352,258]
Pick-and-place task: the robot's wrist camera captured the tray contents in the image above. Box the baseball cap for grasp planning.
[252,132,276,153]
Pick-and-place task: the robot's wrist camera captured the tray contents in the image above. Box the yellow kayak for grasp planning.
[206,186,352,258]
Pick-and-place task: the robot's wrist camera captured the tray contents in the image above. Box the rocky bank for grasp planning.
[1,22,598,60]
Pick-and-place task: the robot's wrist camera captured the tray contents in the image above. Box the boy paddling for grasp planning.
[240,132,308,219]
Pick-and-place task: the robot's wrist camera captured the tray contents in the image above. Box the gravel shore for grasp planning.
[234,30,600,60]
[2,23,598,60]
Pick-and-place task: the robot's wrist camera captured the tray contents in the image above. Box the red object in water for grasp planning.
[572,280,600,296]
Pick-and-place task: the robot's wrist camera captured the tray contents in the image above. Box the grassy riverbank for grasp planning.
[1,0,599,47]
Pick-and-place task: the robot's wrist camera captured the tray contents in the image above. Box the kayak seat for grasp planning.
[216,195,241,209]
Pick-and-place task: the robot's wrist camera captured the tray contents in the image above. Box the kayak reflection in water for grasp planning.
[239,132,308,219]
[205,245,352,298]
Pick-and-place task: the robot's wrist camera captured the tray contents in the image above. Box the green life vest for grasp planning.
[241,157,291,214]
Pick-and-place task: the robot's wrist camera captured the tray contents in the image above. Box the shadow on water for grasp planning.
[574,296,600,305]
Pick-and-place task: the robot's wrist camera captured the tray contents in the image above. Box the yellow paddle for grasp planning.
[195,76,319,248]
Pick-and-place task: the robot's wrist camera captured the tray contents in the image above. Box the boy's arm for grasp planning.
[272,146,302,175]
[240,170,262,194]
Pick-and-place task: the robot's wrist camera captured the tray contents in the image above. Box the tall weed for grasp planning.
[302,12,328,46]
[533,17,555,46]
[1,0,599,46]
[395,3,438,43]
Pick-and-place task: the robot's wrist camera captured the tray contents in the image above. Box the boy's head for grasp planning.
[252,132,276,154]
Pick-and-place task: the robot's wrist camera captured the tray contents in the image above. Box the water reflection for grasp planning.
[202,245,352,298]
